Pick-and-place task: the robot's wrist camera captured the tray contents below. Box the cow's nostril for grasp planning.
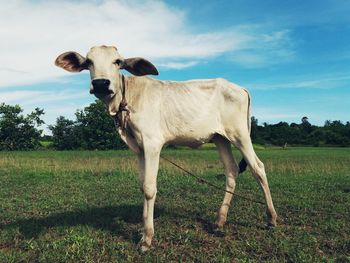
[91,79,111,93]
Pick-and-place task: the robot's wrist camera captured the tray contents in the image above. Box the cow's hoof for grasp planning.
[212,226,225,237]
[266,222,276,230]
[138,242,151,253]
[140,245,150,253]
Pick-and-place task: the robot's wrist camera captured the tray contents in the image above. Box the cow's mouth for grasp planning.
[89,89,114,95]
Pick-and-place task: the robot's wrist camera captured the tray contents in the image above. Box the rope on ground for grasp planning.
[160,155,349,218]
[160,155,265,205]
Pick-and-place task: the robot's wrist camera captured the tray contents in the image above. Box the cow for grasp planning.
[55,45,277,252]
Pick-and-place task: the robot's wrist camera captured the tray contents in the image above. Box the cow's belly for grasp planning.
[165,133,215,148]
[161,108,223,148]
[163,123,218,148]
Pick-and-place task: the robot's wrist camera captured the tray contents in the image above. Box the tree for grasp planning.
[49,100,126,150]
[250,116,258,140]
[250,116,265,145]
[300,116,313,135]
[269,121,291,146]
[49,116,78,150]
[323,120,350,146]
[75,100,126,150]
[301,116,309,124]
[0,103,44,150]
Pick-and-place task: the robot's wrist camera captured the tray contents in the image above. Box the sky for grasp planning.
[0,0,349,133]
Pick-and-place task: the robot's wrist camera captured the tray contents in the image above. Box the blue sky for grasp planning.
[0,0,349,132]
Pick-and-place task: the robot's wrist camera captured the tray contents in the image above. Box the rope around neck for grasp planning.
[114,75,130,130]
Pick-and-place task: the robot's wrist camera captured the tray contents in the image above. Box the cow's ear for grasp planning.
[55,52,88,72]
[119,57,158,76]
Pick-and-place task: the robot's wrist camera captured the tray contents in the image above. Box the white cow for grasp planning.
[55,45,277,251]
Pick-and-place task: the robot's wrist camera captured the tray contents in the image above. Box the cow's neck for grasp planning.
[102,75,142,153]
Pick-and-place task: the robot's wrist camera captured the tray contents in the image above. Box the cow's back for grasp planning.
[155,78,249,146]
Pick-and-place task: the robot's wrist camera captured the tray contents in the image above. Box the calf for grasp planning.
[55,45,277,251]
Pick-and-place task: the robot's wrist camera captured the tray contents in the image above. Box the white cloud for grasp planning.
[159,61,198,69]
[230,30,295,68]
[248,74,350,90]
[43,102,91,130]
[0,89,93,134]
[0,0,298,131]
[0,90,88,106]
[0,0,293,88]
[253,107,302,122]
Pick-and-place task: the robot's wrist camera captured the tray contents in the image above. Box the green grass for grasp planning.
[0,147,349,262]
[39,141,53,148]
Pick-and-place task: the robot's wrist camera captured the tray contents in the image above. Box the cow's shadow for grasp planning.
[1,205,161,243]
[1,204,261,243]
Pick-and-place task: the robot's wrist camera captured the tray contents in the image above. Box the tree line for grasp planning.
[1,101,349,151]
[0,101,125,151]
[250,116,350,147]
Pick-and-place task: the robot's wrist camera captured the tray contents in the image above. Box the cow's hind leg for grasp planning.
[213,135,239,231]
[229,132,277,227]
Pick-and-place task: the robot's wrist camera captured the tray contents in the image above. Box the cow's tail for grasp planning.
[238,89,251,174]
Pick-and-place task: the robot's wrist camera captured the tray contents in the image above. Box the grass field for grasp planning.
[0,147,349,262]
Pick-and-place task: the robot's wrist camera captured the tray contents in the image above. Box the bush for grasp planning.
[0,103,44,150]
[49,100,126,150]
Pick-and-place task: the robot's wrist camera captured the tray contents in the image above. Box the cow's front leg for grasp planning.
[137,153,145,191]
[139,143,161,252]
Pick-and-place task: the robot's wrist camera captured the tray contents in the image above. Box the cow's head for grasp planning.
[55,45,158,99]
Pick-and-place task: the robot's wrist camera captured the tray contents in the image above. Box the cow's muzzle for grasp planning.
[90,79,113,94]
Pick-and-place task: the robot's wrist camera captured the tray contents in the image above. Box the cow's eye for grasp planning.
[114,59,122,66]
[84,59,93,67]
